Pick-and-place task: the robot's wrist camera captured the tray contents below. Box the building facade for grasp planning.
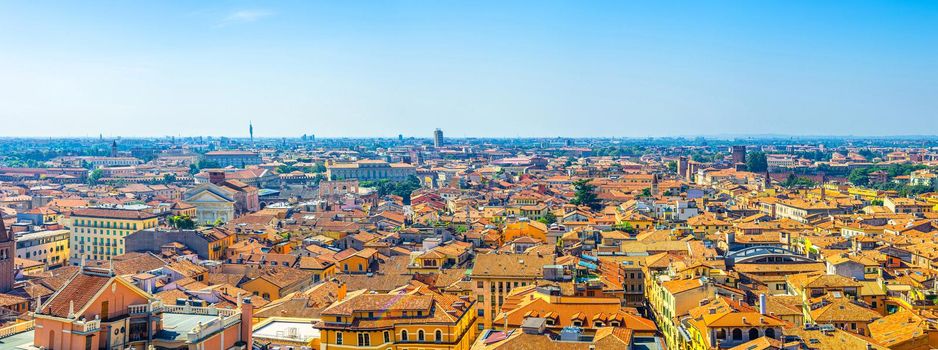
[203,150,262,168]
[69,208,159,263]
[15,229,70,267]
[327,160,417,182]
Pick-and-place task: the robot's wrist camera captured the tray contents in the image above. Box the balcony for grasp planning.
[128,301,162,315]
[0,320,34,339]
[73,318,101,335]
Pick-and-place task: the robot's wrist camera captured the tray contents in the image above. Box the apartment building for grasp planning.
[470,252,554,329]
[69,208,158,263]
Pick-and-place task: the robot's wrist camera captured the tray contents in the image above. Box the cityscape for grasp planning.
[1,134,938,350]
[3,1,938,350]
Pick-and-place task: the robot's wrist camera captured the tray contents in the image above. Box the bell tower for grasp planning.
[0,218,14,292]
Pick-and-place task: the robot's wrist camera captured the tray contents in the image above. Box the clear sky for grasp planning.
[1,1,936,138]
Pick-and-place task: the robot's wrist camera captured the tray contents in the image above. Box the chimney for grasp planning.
[209,170,226,185]
[240,297,254,346]
[759,293,767,315]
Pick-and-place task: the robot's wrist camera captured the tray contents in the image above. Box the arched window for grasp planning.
[401,330,408,341]
[716,329,726,339]
[418,330,425,341]
[732,328,743,340]
[748,328,759,340]
[384,331,390,343]
[765,328,776,339]
[435,329,442,342]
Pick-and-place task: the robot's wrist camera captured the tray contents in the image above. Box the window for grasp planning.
[748,328,759,340]
[732,329,742,340]
[358,333,370,346]
[765,328,776,339]
[435,330,442,342]
[418,330,425,341]
[401,330,408,341]
[336,332,343,345]
[384,331,390,343]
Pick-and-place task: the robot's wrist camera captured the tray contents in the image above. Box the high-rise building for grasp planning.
[249,121,254,143]
[731,145,747,164]
[433,128,444,147]
[0,216,16,292]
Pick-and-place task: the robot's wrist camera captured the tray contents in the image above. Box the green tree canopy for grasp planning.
[746,152,768,173]
[570,179,600,210]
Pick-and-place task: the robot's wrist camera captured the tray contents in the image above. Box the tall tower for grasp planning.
[433,128,444,148]
[249,121,254,143]
[0,217,14,292]
[731,145,747,164]
[110,140,118,157]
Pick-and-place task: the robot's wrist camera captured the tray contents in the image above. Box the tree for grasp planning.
[611,222,637,234]
[162,173,177,184]
[88,169,104,185]
[276,164,297,174]
[169,215,195,229]
[363,175,422,204]
[570,179,600,210]
[537,211,557,225]
[780,173,816,189]
[746,152,768,173]
[848,168,871,186]
[666,161,677,173]
[641,187,652,197]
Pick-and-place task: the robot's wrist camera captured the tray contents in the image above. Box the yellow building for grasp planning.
[471,253,554,329]
[316,291,477,350]
[69,208,158,263]
[501,220,548,243]
[614,209,655,231]
[685,214,731,236]
[240,267,316,301]
[647,277,712,350]
[15,229,70,267]
[683,296,785,350]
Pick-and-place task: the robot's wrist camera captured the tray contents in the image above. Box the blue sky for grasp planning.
[1,1,936,138]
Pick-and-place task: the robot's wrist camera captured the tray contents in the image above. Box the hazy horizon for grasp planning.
[2,1,936,138]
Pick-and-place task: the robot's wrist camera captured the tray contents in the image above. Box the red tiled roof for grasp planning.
[42,273,111,318]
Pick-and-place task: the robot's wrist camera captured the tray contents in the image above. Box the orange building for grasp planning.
[316,289,477,350]
[33,265,254,349]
